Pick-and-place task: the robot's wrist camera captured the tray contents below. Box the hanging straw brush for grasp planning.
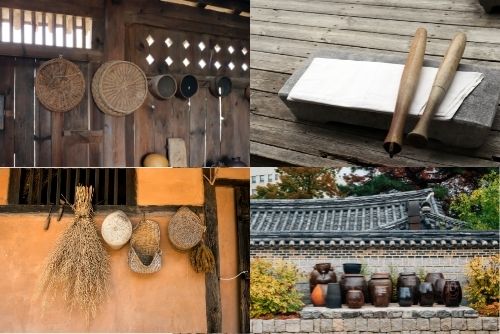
[189,238,215,273]
[37,185,110,322]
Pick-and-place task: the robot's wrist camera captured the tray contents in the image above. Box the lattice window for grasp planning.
[0,7,93,49]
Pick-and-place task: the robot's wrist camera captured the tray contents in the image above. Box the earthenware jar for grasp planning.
[343,263,362,274]
[369,273,392,304]
[373,286,390,307]
[398,287,413,307]
[434,278,447,304]
[341,274,367,304]
[425,272,444,286]
[397,272,420,304]
[443,280,462,307]
[325,283,342,308]
[419,282,434,306]
[311,284,327,306]
[346,289,364,309]
[309,263,337,293]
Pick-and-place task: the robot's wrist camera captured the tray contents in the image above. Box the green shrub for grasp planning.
[250,259,304,318]
[465,255,500,316]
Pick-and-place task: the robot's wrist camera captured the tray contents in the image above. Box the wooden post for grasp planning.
[7,168,21,204]
[203,168,222,333]
[102,0,126,166]
[235,186,250,334]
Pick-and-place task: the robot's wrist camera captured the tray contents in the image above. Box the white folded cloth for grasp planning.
[287,58,484,120]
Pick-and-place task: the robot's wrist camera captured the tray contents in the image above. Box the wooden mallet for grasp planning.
[384,28,427,158]
[407,32,467,147]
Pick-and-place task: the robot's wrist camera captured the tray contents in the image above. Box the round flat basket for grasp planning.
[128,218,162,274]
[92,61,148,116]
[35,58,85,112]
[101,210,132,250]
[168,206,206,251]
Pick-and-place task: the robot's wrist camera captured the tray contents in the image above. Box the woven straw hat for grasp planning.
[128,219,162,274]
[101,210,132,250]
[168,207,206,251]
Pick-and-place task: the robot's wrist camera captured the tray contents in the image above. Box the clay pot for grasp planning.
[373,286,390,307]
[398,287,413,307]
[343,263,362,274]
[340,274,367,304]
[346,289,364,309]
[309,263,337,293]
[311,284,327,306]
[419,282,434,306]
[434,278,447,304]
[425,272,444,286]
[369,273,392,304]
[325,283,342,309]
[397,272,420,304]
[443,280,462,307]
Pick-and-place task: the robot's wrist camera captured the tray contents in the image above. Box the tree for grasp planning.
[252,168,339,199]
[449,171,499,230]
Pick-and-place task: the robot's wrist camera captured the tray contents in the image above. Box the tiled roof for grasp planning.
[251,189,464,233]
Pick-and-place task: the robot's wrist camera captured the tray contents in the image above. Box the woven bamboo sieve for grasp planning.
[92,61,148,116]
[128,218,162,274]
[168,206,206,251]
[35,57,85,113]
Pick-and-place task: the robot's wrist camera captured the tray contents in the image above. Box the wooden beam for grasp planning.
[0,0,104,19]
[7,168,20,204]
[0,43,102,62]
[235,186,250,333]
[203,168,222,333]
[0,204,203,214]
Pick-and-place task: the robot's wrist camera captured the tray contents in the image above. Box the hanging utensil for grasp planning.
[44,204,54,230]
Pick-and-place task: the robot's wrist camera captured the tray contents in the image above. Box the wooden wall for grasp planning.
[0,0,249,167]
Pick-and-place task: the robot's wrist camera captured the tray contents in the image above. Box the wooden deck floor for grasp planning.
[250,0,500,166]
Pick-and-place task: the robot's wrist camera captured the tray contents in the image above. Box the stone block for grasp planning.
[262,320,274,333]
[417,310,435,318]
[391,318,403,332]
[464,309,479,318]
[320,318,333,332]
[300,319,314,333]
[285,319,301,333]
[373,310,387,318]
[475,331,489,334]
[332,319,344,331]
[253,319,263,334]
[355,318,368,331]
[437,309,452,318]
[441,317,452,330]
[467,317,482,330]
[417,318,430,330]
[367,318,380,332]
[342,311,360,318]
[380,318,391,332]
[483,317,499,330]
[402,311,413,318]
[402,318,417,331]
[344,318,356,332]
[301,308,322,319]
[388,311,403,318]
[313,319,321,332]
[275,320,286,333]
[451,317,466,330]
[430,317,441,331]
[361,311,374,318]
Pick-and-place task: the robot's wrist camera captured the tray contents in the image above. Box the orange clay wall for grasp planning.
[0,168,249,332]
[0,168,9,204]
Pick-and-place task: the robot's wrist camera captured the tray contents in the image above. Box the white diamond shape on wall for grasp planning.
[165,37,173,47]
[242,47,248,55]
[183,58,190,67]
[183,40,190,49]
[146,54,155,65]
[214,44,221,53]
[214,61,221,69]
[146,35,154,46]
[242,63,248,71]
[199,59,206,69]
[228,62,235,70]
[165,57,173,66]
[228,45,235,54]
[198,42,206,51]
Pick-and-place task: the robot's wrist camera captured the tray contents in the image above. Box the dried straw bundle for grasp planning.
[189,241,215,273]
[37,185,110,321]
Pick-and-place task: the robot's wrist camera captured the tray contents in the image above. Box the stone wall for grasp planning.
[251,248,498,286]
[250,305,499,334]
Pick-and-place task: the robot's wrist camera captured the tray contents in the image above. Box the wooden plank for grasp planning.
[251,0,500,28]
[51,112,64,167]
[203,168,222,333]
[113,168,118,205]
[34,60,52,167]
[65,168,70,202]
[102,0,126,166]
[7,168,21,204]
[14,57,35,167]
[125,169,136,206]
[205,88,221,165]
[299,0,479,12]
[0,0,104,18]
[55,168,61,204]
[0,40,103,61]
[189,85,207,167]
[104,168,109,205]
[235,186,250,334]
[167,138,188,167]
[46,168,52,204]
[0,56,15,166]
[94,168,100,204]
[88,62,104,166]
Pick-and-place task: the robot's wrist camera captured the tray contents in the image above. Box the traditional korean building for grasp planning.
[250,189,499,283]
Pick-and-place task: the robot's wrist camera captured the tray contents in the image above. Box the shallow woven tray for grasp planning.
[92,61,148,116]
[128,219,162,274]
[168,207,206,251]
[35,57,85,112]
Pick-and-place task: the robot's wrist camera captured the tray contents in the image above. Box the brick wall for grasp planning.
[251,247,498,285]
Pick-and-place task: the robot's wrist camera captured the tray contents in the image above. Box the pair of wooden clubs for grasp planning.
[383,28,467,158]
